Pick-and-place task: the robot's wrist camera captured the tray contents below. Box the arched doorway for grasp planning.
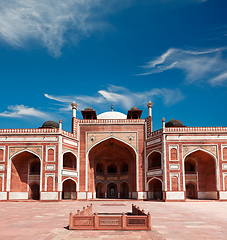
[11,151,41,199]
[30,183,40,200]
[148,178,163,200]
[120,182,129,199]
[107,183,117,198]
[184,150,217,200]
[89,138,136,199]
[186,182,197,199]
[96,182,104,198]
[62,179,77,200]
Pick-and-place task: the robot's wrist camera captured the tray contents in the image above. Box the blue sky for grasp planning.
[0,0,227,132]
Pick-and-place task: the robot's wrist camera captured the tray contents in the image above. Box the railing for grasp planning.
[148,166,162,171]
[69,204,151,230]
[62,130,75,138]
[149,129,163,137]
[80,119,145,124]
[0,128,77,138]
[0,128,59,134]
[165,126,227,132]
[185,171,196,174]
[63,166,77,171]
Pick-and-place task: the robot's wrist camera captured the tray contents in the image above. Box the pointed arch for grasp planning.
[183,148,217,162]
[86,136,138,194]
[62,150,78,159]
[107,182,118,198]
[62,178,77,200]
[184,148,219,199]
[147,176,163,184]
[148,177,163,200]
[147,150,162,159]
[87,136,137,155]
[7,149,43,193]
[63,151,77,170]
[62,177,78,186]
[10,149,42,161]
[147,151,162,170]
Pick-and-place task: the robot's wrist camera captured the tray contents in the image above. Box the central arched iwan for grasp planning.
[88,138,136,199]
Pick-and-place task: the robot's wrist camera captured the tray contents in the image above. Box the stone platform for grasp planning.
[0,200,227,239]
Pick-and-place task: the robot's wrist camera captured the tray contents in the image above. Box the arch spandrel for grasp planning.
[9,147,42,159]
[87,132,137,152]
[183,145,217,158]
[62,148,78,156]
[146,147,162,157]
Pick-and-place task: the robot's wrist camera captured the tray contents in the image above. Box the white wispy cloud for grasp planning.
[140,47,227,86]
[0,0,132,57]
[209,72,227,86]
[45,85,185,112]
[0,0,208,57]
[0,105,50,119]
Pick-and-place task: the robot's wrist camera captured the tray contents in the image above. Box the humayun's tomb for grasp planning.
[0,102,226,201]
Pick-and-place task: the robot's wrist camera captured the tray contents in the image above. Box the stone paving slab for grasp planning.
[0,201,227,239]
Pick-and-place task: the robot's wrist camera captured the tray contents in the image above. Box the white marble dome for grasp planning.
[97,111,127,119]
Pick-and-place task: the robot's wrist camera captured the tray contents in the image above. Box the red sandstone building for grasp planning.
[0,102,226,201]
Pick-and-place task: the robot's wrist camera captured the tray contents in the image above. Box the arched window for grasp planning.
[63,152,77,169]
[223,147,227,160]
[171,177,178,191]
[0,177,2,192]
[120,163,128,174]
[0,149,4,161]
[107,164,117,174]
[47,177,53,191]
[30,159,40,175]
[185,159,196,174]
[96,163,104,174]
[48,149,54,161]
[148,152,161,170]
[171,148,177,160]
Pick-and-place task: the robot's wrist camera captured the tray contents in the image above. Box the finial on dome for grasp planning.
[147,101,153,108]
[162,117,165,122]
[147,101,153,117]
[71,102,77,118]
[59,119,62,130]
[111,104,113,112]
[71,102,77,109]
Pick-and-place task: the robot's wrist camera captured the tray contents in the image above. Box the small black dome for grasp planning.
[41,120,59,129]
[165,119,184,127]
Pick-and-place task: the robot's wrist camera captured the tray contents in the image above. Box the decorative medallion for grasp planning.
[128,135,134,141]
[90,136,96,142]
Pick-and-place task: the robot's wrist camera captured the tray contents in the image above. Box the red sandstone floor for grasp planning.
[0,200,226,240]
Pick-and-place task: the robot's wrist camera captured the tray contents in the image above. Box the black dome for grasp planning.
[41,120,59,129]
[165,119,184,127]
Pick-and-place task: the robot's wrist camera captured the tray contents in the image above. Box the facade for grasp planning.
[0,102,227,201]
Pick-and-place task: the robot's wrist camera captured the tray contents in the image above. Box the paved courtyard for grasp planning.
[0,200,226,240]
